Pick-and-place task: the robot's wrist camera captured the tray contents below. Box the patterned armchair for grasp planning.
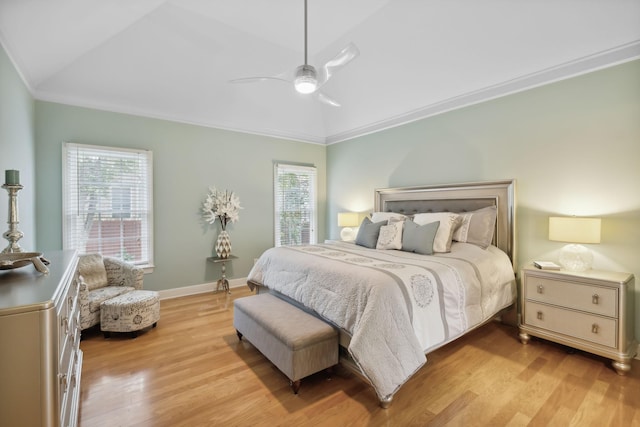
[78,254,144,331]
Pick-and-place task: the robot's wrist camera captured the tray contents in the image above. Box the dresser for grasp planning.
[519,266,636,375]
[0,250,82,427]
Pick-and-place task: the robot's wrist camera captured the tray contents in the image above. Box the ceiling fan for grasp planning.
[230,0,359,107]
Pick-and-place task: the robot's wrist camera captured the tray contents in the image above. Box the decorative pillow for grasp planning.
[402,220,439,255]
[452,205,497,249]
[376,220,404,250]
[371,212,407,223]
[355,217,387,249]
[412,212,462,253]
[77,254,108,291]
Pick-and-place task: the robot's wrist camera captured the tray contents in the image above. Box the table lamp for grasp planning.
[548,216,601,271]
[338,212,359,241]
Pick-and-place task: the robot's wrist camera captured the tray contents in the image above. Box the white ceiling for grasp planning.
[1,0,639,144]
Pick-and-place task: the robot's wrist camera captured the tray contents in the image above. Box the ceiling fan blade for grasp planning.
[319,42,360,85]
[316,92,341,107]
[229,76,290,84]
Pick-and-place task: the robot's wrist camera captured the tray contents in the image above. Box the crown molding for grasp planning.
[25,40,640,147]
[33,91,328,145]
[325,41,640,145]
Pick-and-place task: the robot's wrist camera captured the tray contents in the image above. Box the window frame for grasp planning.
[273,163,317,247]
[62,142,154,271]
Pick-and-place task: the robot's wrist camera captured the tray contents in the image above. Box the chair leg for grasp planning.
[290,380,301,394]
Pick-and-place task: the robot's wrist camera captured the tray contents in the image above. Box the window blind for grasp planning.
[274,163,317,247]
[63,143,154,268]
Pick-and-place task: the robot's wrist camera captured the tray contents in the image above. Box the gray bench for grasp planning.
[233,293,338,393]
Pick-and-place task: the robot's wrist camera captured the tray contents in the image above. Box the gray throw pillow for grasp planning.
[402,220,440,255]
[452,205,497,249]
[355,217,387,248]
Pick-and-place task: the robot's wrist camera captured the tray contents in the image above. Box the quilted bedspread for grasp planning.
[247,241,515,401]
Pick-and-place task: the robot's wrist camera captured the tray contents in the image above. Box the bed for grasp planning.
[247,179,517,407]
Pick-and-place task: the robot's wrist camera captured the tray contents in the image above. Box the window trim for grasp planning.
[62,142,154,271]
[273,163,317,247]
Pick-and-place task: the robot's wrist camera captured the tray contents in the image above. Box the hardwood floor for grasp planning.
[79,287,640,427]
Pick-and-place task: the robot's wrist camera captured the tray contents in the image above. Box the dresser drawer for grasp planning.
[524,301,617,348]
[524,276,617,317]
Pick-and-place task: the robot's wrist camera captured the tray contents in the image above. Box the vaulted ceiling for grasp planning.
[1,0,639,144]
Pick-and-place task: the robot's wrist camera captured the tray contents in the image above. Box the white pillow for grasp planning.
[376,220,404,250]
[371,212,407,223]
[412,212,462,253]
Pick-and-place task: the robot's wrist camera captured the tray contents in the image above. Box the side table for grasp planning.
[207,255,238,294]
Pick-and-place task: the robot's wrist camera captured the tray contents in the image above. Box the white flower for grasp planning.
[202,187,242,230]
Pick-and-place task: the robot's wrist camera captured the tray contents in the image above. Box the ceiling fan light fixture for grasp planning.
[294,64,318,94]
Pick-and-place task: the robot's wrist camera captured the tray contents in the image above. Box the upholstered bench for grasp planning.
[100,290,160,338]
[234,293,338,394]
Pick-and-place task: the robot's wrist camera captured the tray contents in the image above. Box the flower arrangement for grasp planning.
[202,187,242,230]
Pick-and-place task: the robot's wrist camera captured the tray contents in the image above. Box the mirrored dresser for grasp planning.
[0,250,81,427]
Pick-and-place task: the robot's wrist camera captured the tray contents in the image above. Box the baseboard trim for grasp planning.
[158,277,248,300]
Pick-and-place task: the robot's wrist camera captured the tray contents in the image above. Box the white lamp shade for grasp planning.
[548,217,601,244]
[338,212,359,227]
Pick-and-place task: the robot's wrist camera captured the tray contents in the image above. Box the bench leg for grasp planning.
[290,380,301,394]
[236,330,243,341]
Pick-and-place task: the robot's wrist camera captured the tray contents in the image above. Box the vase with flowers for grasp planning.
[202,187,242,258]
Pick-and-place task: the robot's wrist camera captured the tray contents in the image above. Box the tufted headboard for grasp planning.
[374,180,516,267]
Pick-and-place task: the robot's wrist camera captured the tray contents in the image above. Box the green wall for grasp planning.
[0,44,36,250]
[34,102,326,291]
[327,59,640,340]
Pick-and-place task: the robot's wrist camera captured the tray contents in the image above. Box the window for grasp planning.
[274,163,317,246]
[63,143,153,268]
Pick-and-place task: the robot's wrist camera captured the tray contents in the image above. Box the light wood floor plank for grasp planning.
[79,288,640,426]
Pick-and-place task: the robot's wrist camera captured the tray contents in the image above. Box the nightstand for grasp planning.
[519,266,636,375]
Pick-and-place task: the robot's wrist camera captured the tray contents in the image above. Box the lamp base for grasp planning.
[340,227,355,241]
[559,244,593,272]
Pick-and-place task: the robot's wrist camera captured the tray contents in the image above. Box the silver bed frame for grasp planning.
[255,179,517,407]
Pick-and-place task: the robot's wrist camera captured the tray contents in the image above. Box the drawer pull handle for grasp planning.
[592,324,599,334]
[537,311,543,320]
[592,294,599,305]
[537,285,544,294]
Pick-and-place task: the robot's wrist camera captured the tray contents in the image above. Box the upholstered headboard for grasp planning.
[374,180,516,267]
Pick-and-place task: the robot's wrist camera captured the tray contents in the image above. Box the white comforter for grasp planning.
[247,241,515,401]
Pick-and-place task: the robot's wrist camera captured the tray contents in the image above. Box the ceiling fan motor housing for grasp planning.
[294,64,318,94]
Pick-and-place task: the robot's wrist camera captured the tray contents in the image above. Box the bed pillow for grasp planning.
[401,220,439,255]
[371,212,407,223]
[412,212,462,253]
[355,217,387,249]
[376,220,404,250]
[452,205,497,249]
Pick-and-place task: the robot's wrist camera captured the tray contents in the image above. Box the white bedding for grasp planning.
[247,240,515,401]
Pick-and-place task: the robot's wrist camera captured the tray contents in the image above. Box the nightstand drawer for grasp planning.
[524,301,617,348]
[524,276,617,317]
